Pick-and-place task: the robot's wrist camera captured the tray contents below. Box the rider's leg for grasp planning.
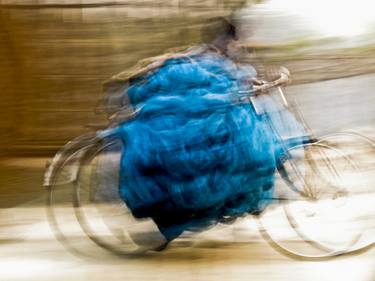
[95,143,169,251]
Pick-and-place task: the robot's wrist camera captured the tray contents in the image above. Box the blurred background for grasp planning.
[0,0,374,280]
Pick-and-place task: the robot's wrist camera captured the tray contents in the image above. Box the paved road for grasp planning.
[0,198,374,281]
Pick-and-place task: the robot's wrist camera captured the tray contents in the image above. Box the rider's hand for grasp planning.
[250,77,265,86]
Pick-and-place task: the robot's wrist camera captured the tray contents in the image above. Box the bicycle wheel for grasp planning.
[316,131,375,250]
[258,138,372,259]
[47,133,160,256]
[73,136,169,255]
[46,133,113,257]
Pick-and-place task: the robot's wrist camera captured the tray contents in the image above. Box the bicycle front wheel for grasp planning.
[259,139,372,259]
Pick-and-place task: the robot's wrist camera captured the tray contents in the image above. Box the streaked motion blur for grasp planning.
[0,0,374,281]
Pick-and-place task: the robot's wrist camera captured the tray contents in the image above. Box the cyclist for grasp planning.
[100,17,305,250]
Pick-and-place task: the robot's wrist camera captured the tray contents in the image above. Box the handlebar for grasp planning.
[239,66,290,96]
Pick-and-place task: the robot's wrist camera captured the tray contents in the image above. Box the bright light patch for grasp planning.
[0,259,59,279]
[268,0,375,37]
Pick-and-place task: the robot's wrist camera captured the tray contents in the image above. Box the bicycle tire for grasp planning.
[258,137,373,259]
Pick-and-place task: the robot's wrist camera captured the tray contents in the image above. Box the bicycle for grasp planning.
[43,66,375,259]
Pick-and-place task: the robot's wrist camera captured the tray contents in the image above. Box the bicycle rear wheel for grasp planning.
[47,133,165,256]
[73,136,169,255]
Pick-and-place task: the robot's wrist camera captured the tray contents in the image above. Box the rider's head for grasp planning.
[201,17,238,53]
